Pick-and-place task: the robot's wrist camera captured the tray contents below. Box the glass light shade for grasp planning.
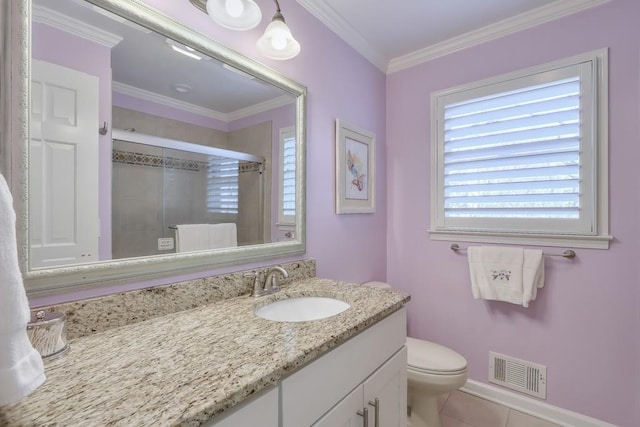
[256,19,301,60]
[205,0,262,31]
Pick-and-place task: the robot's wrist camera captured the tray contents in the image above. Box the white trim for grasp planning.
[388,0,610,73]
[295,0,388,72]
[32,4,123,48]
[227,95,295,121]
[430,230,612,250]
[461,379,617,427]
[297,0,610,74]
[112,81,227,121]
[429,49,610,249]
[113,82,293,123]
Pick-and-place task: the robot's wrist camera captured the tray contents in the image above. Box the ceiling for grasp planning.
[32,0,293,119]
[296,0,608,73]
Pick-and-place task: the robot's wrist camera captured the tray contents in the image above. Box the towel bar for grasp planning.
[450,243,576,260]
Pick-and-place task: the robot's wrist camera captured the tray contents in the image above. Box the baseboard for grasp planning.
[460,380,617,427]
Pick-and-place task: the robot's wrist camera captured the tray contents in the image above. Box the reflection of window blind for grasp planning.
[281,130,296,221]
[207,156,239,214]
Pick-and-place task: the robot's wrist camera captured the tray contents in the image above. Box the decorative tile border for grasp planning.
[112,149,206,172]
[239,161,262,173]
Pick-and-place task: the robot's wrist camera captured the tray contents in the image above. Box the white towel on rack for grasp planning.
[0,174,46,405]
[522,249,545,307]
[468,246,545,307]
[175,224,211,252]
[175,223,238,252]
[207,223,237,250]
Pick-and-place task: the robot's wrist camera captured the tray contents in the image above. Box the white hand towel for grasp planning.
[175,223,238,252]
[468,246,525,305]
[207,223,237,249]
[468,246,546,307]
[175,224,211,252]
[0,174,46,406]
[522,249,545,307]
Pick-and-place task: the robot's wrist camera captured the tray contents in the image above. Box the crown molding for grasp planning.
[387,0,611,73]
[113,82,292,123]
[112,82,228,122]
[298,0,611,75]
[32,4,123,48]
[227,95,295,121]
[296,0,388,72]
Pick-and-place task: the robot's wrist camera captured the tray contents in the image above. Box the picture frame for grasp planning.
[335,119,376,214]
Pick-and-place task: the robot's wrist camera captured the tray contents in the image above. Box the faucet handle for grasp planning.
[244,272,263,297]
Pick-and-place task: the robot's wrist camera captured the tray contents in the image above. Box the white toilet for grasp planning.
[363,282,468,427]
[406,337,467,427]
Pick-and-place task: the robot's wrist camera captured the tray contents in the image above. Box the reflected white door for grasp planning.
[30,59,99,268]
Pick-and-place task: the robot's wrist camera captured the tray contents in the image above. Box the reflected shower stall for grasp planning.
[111,129,264,260]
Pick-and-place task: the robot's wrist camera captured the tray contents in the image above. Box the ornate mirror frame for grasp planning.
[0,0,307,297]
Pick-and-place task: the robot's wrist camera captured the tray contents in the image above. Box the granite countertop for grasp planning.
[0,278,410,426]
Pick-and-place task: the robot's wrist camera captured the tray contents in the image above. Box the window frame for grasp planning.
[277,126,296,229]
[429,49,611,249]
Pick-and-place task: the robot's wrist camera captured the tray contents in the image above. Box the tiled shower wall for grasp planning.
[111,107,271,259]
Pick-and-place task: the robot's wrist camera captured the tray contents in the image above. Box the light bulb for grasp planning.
[224,0,244,18]
[271,30,288,50]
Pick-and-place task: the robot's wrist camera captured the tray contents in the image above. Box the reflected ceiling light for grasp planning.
[165,38,206,61]
[205,0,262,31]
[256,0,300,60]
[173,84,192,93]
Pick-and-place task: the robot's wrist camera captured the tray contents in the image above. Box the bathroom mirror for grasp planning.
[0,0,306,296]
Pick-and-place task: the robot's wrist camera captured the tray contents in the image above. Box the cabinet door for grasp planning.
[312,386,365,427]
[205,386,278,427]
[363,347,408,427]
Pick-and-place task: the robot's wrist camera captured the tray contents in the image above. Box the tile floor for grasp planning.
[437,390,560,427]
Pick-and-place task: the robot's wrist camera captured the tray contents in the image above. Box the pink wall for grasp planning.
[386,1,639,425]
[30,0,387,305]
[112,92,230,131]
[135,0,388,284]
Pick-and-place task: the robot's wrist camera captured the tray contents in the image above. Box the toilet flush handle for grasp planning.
[368,398,380,427]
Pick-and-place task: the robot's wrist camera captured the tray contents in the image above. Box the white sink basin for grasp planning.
[255,296,350,322]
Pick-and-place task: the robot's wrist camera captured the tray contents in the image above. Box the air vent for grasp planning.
[489,352,547,399]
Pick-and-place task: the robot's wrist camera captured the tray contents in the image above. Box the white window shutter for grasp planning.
[430,49,610,248]
[207,156,239,214]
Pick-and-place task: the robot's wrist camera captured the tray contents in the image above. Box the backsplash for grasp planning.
[36,259,316,340]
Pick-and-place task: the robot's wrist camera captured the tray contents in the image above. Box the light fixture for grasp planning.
[205,0,262,31]
[189,0,300,61]
[256,0,300,60]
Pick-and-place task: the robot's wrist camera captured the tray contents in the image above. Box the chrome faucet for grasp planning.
[263,266,289,293]
[245,266,289,297]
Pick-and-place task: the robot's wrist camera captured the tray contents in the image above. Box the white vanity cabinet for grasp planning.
[282,308,407,427]
[207,307,407,427]
[313,347,407,427]
[205,386,278,427]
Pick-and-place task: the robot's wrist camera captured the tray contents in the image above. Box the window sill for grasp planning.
[429,229,612,249]
[277,223,296,231]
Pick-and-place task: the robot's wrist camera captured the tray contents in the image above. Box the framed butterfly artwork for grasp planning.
[335,119,375,214]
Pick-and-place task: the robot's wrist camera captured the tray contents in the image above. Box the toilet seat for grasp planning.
[406,337,467,375]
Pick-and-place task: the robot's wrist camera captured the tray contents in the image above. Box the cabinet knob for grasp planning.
[368,398,380,427]
[357,407,369,427]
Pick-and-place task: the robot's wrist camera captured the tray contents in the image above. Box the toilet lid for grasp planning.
[406,337,467,373]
